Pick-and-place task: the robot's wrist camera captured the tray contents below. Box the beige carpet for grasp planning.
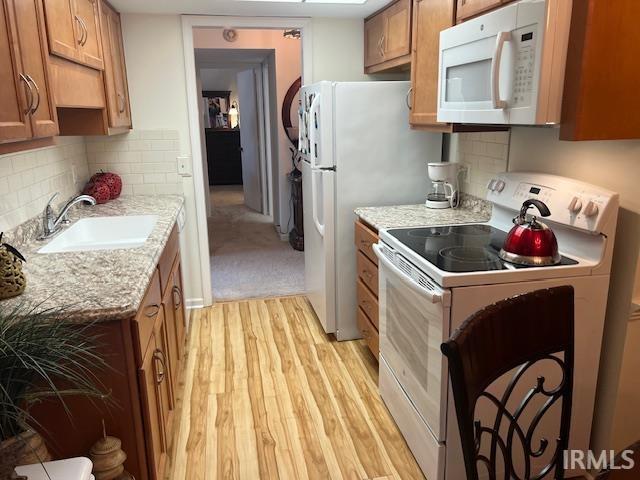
[208,186,305,301]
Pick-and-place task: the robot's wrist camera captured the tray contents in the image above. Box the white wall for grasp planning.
[200,68,239,108]
[121,14,204,306]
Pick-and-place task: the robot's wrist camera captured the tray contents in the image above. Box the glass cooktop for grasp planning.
[387,224,578,273]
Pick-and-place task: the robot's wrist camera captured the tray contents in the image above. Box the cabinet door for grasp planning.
[409,0,455,130]
[12,0,58,138]
[364,12,386,68]
[171,261,186,359]
[101,2,130,129]
[384,0,412,60]
[456,0,504,22]
[139,330,168,480]
[75,0,103,70]
[42,0,81,62]
[0,1,32,143]
[161,287,179,398]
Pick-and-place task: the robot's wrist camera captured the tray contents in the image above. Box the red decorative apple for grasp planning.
[90,171,122,199]
[83,181,111,204]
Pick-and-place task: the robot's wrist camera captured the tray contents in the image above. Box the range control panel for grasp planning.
[486,172,619,234]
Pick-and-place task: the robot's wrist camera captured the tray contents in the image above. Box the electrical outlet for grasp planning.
[459,165,470,183]
[177,155,192,177]
[71,164,77,184]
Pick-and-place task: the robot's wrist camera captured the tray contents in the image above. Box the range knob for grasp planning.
[584,201,599,218]
[568,196,583,214]
[495,180,506,192]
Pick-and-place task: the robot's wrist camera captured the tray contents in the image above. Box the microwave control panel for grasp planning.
[511,25,539,107]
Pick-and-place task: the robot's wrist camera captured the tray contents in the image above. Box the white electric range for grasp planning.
[373,172,619,480]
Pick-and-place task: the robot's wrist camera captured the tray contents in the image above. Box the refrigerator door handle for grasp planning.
[311,169,325,237]
[308,94,321,169]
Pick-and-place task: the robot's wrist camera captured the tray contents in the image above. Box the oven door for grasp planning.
[374,243,451,442]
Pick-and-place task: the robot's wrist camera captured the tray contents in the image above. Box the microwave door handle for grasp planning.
[491,31,511,109]
[373,244,443,304]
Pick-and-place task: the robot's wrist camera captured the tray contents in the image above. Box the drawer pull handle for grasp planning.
[362,270,373,280]
[172,286,182,309]
[145,304,160,318]
[153,349,167,385]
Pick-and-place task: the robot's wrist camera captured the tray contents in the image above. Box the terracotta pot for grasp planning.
[0,430,52,480]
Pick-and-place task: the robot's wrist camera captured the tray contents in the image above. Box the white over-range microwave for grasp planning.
[437,0,572,125]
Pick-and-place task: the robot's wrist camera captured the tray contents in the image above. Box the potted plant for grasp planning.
[0,302,111,479]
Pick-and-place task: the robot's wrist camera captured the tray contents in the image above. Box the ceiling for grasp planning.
[108,0,389,19]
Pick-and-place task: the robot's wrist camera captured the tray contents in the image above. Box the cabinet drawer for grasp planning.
[357,307,379,359]
[158,224,178,295]
[357,279,379,330]
[357,252,379,296]
[133,268,162,364]
[355,220,379,265]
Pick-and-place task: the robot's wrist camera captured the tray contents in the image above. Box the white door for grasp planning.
[237,69,263,212]
[302,160,336,333]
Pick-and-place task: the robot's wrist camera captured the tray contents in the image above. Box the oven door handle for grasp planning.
[373,244,443,304]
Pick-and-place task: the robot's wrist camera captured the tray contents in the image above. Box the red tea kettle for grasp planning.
[499,199,560,266]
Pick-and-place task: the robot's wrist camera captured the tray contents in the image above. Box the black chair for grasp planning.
[441,286,575,480]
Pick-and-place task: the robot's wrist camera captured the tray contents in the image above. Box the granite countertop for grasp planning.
[1,195,184,322]
[354,194,492,231]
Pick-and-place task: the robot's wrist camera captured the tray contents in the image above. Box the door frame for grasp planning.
[181,15,312,307]
[196,61,271,218]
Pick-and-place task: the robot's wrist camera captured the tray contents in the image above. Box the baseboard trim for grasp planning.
[186,298,204,309]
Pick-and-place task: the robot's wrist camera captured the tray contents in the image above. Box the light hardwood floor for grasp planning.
[167,296,425,480]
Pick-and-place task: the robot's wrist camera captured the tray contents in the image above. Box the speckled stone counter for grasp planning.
[354,194,492,231]
[1,195,184,322]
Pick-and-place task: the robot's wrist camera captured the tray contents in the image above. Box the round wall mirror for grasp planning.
[282,77,301,149]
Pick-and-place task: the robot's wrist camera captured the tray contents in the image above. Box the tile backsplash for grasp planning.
[0,137,89,232]
[448,131,511,198]
[86,130,183,196]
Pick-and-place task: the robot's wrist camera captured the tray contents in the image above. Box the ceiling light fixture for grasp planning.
[283,29,301,39]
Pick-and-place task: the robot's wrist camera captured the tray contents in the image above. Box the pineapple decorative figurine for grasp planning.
[0,233,26,300]
[89,421,133,480]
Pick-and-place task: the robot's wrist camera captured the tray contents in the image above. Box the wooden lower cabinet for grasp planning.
[354,218,380,359]
[29,223,187,480]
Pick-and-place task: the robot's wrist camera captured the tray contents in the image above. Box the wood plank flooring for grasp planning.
[167,296,425,480]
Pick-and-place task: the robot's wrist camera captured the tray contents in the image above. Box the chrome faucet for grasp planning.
[39,193,97,240]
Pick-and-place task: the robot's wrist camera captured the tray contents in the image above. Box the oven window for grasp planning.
[445,59,492,102]
[383,275,445,436]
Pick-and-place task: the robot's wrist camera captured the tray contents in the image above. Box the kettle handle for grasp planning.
[521,199,551,218]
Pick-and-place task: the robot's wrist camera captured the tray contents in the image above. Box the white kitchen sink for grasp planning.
[38,215,158,254]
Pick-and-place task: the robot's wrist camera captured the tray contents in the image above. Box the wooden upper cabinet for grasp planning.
[364,0,412,74]
[13,0,58,138]
[456,0,502,22]
[384,0,412,61]
[42,0,104,70]
[560,0,640,141]
[364,11,385,69]
[409,0,456,131]
[101,1,131,130]
[0,0,58,144]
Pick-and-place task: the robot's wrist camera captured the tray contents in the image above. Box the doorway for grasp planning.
[189,25,306,302]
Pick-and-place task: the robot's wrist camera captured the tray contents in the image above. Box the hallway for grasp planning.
[208,186,305,301]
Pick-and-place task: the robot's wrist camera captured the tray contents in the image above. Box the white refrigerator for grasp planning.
[299,81,443,340]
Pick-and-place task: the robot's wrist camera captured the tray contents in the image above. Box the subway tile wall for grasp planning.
[0,137,89,232]
[85,130,183,196]
[448,131,511,198]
